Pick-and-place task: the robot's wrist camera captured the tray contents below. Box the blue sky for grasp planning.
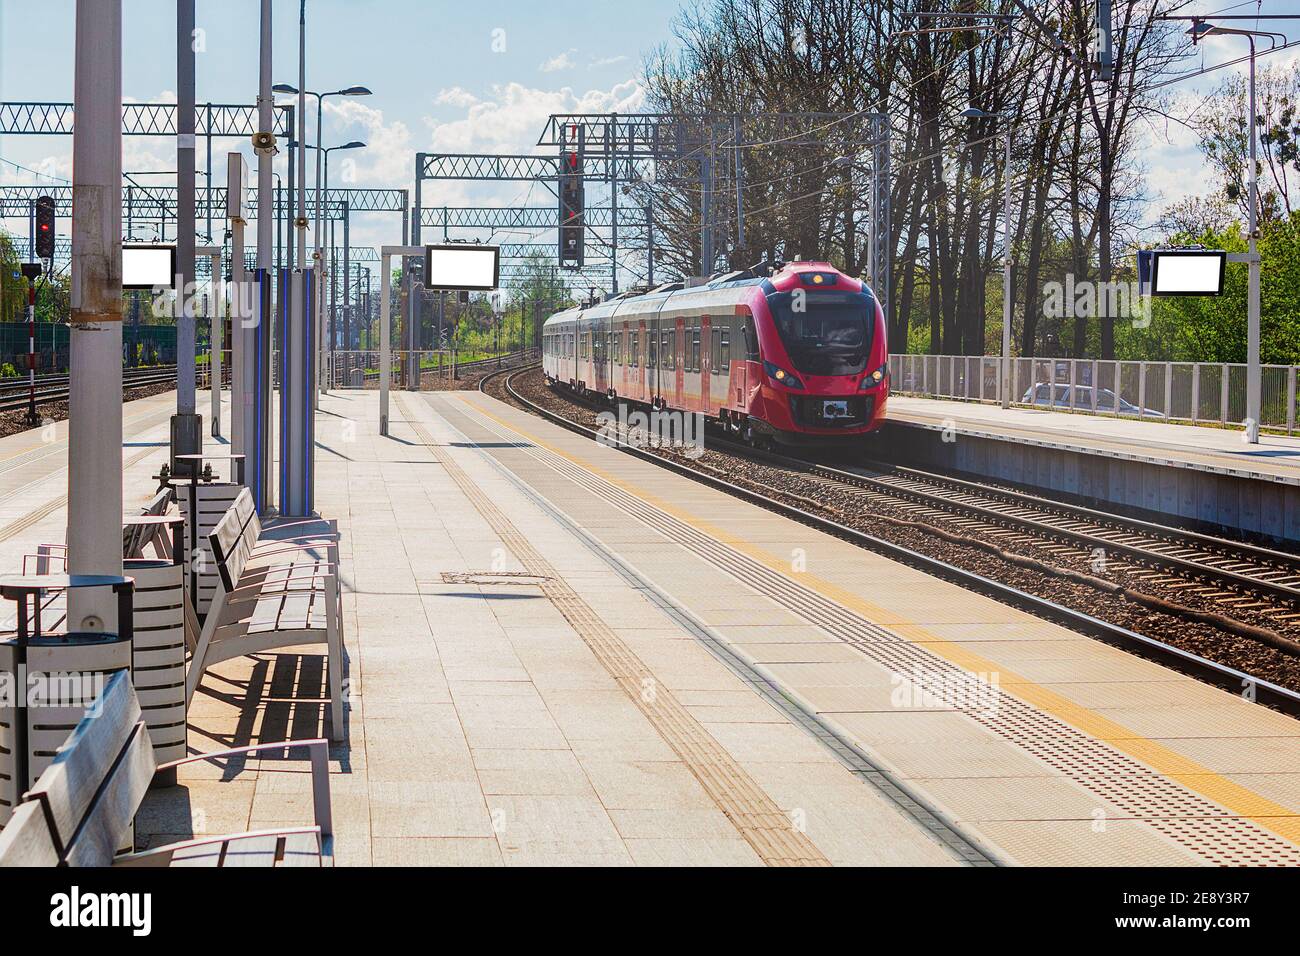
[0,0,682,250]
[1,1,1299,256]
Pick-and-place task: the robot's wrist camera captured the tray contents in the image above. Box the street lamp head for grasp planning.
[338,86,372,97]
[961,107,991,119]
[273,83,299,95]
[339,141,367,151]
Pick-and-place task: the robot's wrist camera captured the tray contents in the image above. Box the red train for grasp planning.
[541,261,889,444]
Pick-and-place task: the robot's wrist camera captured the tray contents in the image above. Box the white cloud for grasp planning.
[590,55,629,69]
[416,78,646,218]
[539,50,577,73]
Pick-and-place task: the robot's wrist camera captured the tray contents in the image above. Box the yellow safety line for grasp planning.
[454,391,1300,847]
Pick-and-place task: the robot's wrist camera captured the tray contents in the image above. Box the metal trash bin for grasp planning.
[0,574,135,829]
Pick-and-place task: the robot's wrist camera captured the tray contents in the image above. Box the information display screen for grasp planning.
[122,244,177,290]
[1151,251,1226,296]
[424,244,499,292]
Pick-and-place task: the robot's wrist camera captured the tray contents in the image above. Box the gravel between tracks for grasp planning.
[490,366,1300,693]
[0,381,176,440]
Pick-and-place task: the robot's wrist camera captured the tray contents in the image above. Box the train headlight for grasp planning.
[763,360,804,390]
[860,364,889,389]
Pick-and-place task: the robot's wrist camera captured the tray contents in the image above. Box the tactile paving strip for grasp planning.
[455,397,1300,867]
[396,397,831,867]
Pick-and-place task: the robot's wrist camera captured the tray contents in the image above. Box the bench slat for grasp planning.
[61,722,156,868]
[0,800,61,867]
[25,670,148,855]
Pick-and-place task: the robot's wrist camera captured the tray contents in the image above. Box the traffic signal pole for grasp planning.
[22,264,40,428]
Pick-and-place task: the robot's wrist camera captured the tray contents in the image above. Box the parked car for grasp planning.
[1020,382,1163,418]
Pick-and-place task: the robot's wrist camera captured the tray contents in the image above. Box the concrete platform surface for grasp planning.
[3,386,1299,866]
[888,395,1300,484]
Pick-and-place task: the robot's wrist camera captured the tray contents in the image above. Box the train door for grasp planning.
[709,319,730,415]
[591,316,605,396]
[674,318,685,408]
[635,320,646,404]
[700,315,712,413]
[648,317,659,406]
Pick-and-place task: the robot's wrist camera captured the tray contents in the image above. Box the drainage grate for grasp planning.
[440,571,551,587]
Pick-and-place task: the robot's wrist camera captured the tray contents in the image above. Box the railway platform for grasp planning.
[3,386,1299,866]
[884,395,1300,541]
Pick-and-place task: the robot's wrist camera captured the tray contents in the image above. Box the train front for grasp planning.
[748,263,889,444]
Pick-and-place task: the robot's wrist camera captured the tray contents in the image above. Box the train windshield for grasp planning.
[766,290,873,376]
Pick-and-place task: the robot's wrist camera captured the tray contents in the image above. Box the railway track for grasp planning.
[0,366,186,414]
[738,452,1300,619]
[489,364,1300,716]
[357,349,538,383]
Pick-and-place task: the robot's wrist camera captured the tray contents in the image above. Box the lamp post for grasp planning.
[1187,21,1278,444]
[963,107,1014,409]
[273,82,370,397]
[288,137,366,387]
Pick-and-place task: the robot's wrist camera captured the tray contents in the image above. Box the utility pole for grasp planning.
[700,123,714,276]
[1170,16,1300,440]
[296,3,308,271]
[68,0,124,630]
[255,1,274,269]
[646,203,654,287]
[174,0,200,472]
[1246,39,1261,443]
[1001,124,1012,409]
[609,113,619,295]
[343,203,351,355]
[733,114,745,253]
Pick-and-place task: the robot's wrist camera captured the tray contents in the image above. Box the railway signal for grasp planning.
[559,149,584,268]
[34,195,56,261]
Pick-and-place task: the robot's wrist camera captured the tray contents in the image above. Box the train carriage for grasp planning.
[542,261,888,444]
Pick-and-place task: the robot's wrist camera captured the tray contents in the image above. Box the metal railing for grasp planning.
[329,350,454,389]
[887,354,1300,434]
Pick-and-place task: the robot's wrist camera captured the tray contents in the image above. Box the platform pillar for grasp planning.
[67,0,124,633]
[280,269,315,516]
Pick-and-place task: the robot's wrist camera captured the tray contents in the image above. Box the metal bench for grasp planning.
[185,488,344,741]
[0,671,333,867]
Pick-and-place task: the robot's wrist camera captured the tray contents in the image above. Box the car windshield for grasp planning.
[766,290,872,377]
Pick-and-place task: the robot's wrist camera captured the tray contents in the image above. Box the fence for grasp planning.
[887,353,1300,434]
[328,348,538,389]
[0,322,179,374]
[329,350,475,389]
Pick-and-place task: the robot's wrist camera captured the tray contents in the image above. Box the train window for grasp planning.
[691,327,701,372]
[711,328,722,371]
[720,329,730,371]
[631,330,639,367]
[648,330,658,367]
[614,330,622,365]
[742,316,760,360]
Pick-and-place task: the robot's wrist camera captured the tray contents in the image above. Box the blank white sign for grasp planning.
[122,246,176,289]
[425,245,498,291]
[1152,253,1224,294]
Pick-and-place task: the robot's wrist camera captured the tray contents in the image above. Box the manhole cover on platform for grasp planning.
[439,571,551,587]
